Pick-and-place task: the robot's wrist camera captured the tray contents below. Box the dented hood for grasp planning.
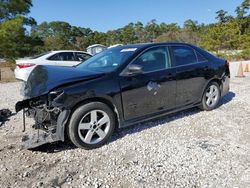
[23,65,104,99]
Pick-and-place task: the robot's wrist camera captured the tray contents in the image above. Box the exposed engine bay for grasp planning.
[16,92,70,149]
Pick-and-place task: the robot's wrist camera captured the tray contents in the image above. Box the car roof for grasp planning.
[120,42,194,49]
[117,42,217,60]
[87,44,107,49]
[50,50,90,53]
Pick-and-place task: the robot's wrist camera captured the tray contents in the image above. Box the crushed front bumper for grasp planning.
[16,98,70,149]
[23,109,70,149]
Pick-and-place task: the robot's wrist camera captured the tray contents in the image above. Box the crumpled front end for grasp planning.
[15,65,105,149]
[16,90,70,149]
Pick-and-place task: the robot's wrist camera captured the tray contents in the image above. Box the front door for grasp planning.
[119,46,176,120]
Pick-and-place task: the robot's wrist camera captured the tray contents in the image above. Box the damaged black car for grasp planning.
[15,42,230,149]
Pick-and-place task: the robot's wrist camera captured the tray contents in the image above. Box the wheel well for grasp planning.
[69,97,120,128]
[209,79,222,92]
[200,78,222,103]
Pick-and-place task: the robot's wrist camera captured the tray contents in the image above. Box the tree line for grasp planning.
[0,0,250,61]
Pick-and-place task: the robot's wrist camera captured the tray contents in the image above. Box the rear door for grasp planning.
[119,46,177,120]
[170,45,210,107]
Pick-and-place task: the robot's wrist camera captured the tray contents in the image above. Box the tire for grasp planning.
[200,82,221,111]
[67,102,116,149]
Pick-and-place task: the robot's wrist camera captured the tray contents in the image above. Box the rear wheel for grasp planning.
[68,102,115,149]
[200,82,221,111]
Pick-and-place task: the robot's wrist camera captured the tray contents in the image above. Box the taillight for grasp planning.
[17,63,35,69]
[226,60,230,68]
[225,60,230,76]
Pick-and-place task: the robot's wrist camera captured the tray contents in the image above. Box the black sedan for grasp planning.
[16,42,230,149]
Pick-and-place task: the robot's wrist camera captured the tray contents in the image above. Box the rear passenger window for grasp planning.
[196,51,207,62]
[172,46,197,66]
[48,52,75,61]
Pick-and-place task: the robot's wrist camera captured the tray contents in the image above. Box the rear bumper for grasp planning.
[221,75,230,97]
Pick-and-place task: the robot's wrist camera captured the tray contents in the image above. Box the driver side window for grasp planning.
[132,47,170,72]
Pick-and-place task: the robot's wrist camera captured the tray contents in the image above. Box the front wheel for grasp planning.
[67,102,116,149]
[200,82,221,111]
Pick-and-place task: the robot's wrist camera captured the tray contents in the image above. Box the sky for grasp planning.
[30,0,243,32]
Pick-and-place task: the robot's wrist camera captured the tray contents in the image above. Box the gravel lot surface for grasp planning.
[0,62,249,188]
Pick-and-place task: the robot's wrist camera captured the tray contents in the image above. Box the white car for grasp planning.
[14,50,92,81]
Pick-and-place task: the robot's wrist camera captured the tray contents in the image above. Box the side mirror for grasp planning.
[122,64,143,76]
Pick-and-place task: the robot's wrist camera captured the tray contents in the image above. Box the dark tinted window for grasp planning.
[196,51,207,62]
[172,46,197,66]
[132,47,171,72]
[48,52,75,61]
[75,52,92,62]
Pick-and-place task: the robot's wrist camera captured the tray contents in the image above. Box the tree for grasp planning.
[234,0,250,35]
[0,17,26,57]
[1,0,250,60]
[200,21,241,52]
[159,23,180,33]
[0,16,43,58]
[235,0,250,18]
[155,23,181,42]
[145,19,161,42]
[235,6,245,19]
[154,31,181,43]
[0,0,32,22]
[31,21,76,51]
[182,19,202,44]
[184,19,199,32]
[88,31,107,46]
[134,21,147,43]
[121,23,137,44]
[0,0,41,59]
[216,10,228,23]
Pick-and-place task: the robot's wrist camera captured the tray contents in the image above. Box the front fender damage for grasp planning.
[16,94,70,149]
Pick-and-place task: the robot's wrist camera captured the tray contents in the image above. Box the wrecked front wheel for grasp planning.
[67,102,116,149]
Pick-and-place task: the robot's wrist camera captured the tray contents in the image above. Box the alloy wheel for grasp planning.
[205,85,219,107]
[78,110,110,144]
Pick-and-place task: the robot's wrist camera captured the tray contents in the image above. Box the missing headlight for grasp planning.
[48,90,64,105]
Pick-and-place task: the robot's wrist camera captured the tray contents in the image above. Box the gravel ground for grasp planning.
[0,62,249,188]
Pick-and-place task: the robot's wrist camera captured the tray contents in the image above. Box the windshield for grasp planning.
[76,47,137,73]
